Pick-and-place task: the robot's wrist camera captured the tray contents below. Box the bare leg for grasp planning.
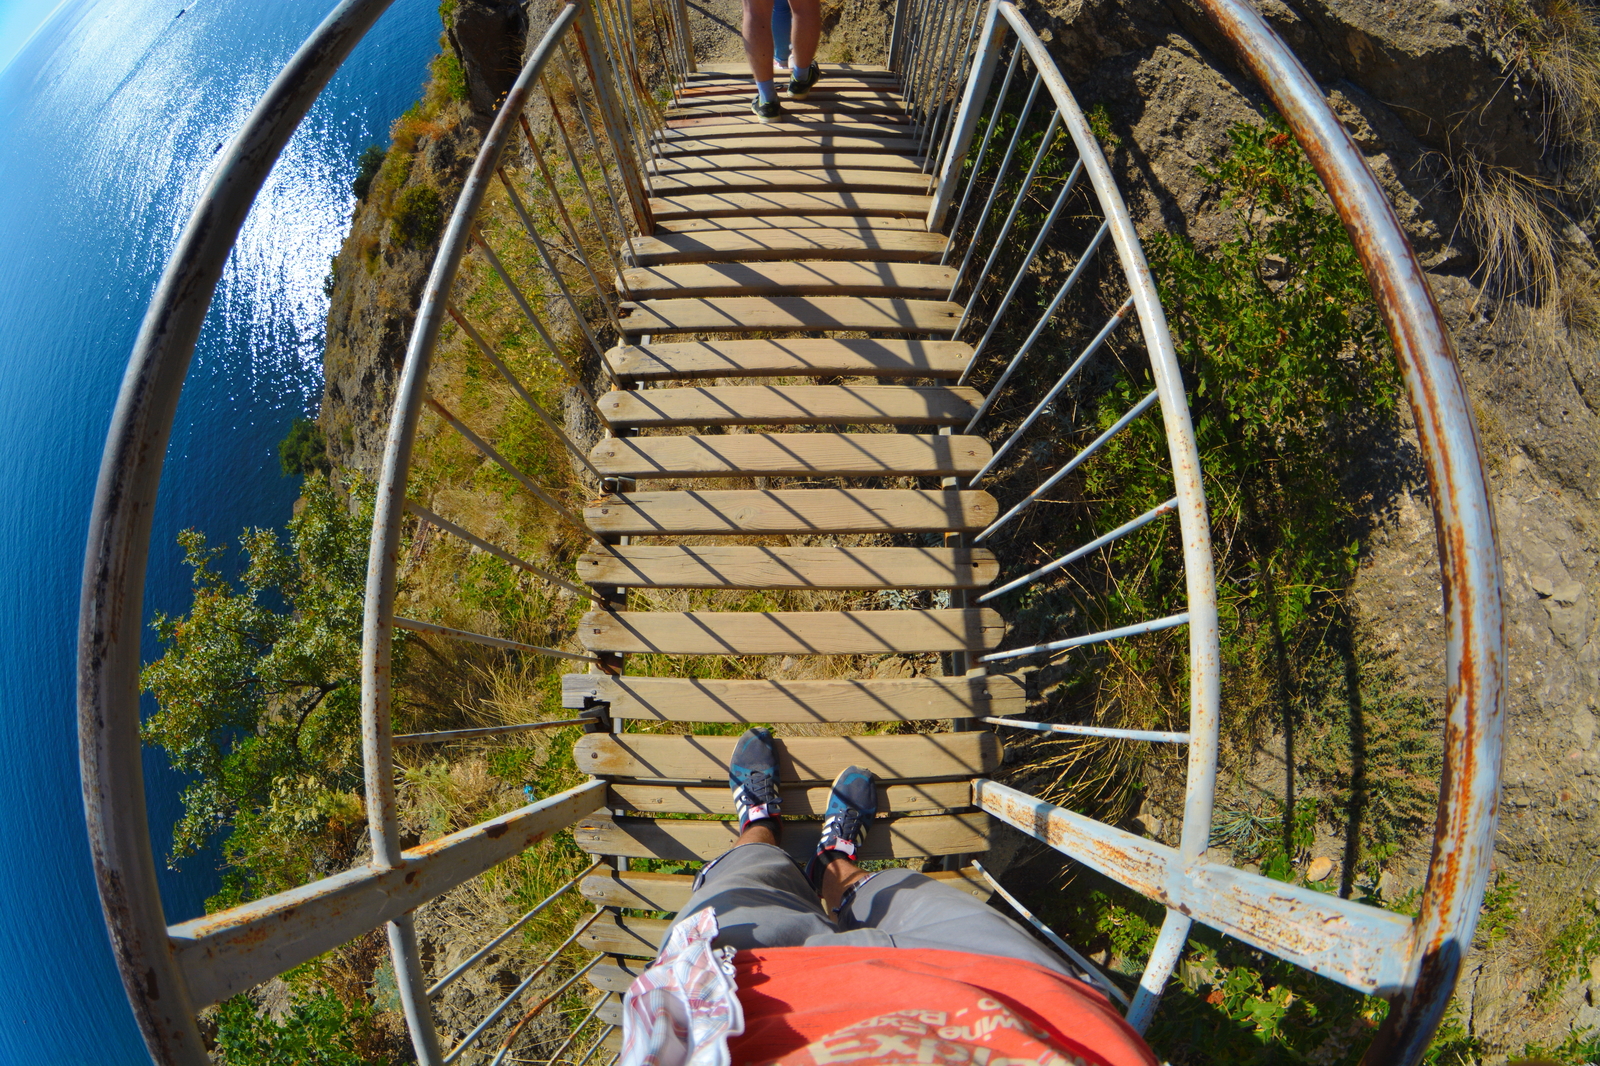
[737,820,780,848]
[819,854,870,915]
[787,0,821,71]
[743,0,776,85]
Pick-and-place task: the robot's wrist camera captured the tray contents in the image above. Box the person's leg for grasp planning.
[743,0,776,87]
[833,863,1079,976]
[771,0,792,69]
[786,0,820,73]
[661,728,834,952]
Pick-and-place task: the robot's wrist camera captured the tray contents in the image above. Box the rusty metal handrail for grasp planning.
[1194,2,1504,1061]
[75,1,401,1061]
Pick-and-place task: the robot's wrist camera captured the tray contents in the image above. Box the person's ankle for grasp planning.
[737,817,781,848]
[755,79,778,104]
[819,854,866,913]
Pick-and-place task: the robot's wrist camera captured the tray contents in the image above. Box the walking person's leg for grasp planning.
[784,0,822,98]
[743,0,788,122]
[771,0,792,70]
[663,729,836,951]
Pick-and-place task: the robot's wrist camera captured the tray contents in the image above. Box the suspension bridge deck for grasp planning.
[563,65,1012,1005]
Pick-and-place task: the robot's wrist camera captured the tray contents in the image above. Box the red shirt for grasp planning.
[727,947,1157,1066]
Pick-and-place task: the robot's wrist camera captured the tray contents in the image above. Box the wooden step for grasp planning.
[604,339,968,380]
[595,385,979,427]
[596,1000,623,1026]
[561,673,1026,721]
[578,912,668,958]
[583,488,996,536]
[626,230,947,265]
[607,779,973,816]
[575,812,994,866]
[576,544,996,589]
[580,867,991,914]
[618,296,961,334]
[667,100,907,120]
[654,215,933,233]
[618,263,955,300]
[657,119,913,140]
[650,191,933,220]
[589,956,648,993]
[650,168,934,196]
[588,432,990,479]
[692,61,895,75]
[674,83,903,99]
[650,152,929,174]
[655,134,922,157]
[574,731,999,781]
[577,607,1006,654]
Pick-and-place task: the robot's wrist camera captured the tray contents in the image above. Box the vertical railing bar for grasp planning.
[497,169,621,349]
[978,496,1178,603]
[967,293,1133,473]
[953,152,1080,340]
[473,235,609,423]
[593,0,650,168]
[570,10,652,232]
[973,387,1160,543]
[903,0,936,116]
[443,941,603,1064]
[924,1,985,175]
[945,69,1043,285]
[542,75,631,266]
[510,991,613,1066]
[970,861,1129,1006]
[911,0,958,149]
[672,0,695,74]
[427,858,605,998]
[939,42,1021,252]
[979,611,1190,663]
[957,218,1109,394]
[919,0,977,162]
[560,44,638,244]
[575,1025,619,1066]
[521,115,623,281]
[1125,911,1192,1032]
[948,108,1062,314]
[424,395,600,539]
[445,305,608,480]
[406,498,593,598]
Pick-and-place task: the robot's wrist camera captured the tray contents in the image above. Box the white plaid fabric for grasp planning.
[619,908,745,1066]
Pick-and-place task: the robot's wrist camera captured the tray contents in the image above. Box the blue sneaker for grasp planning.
[730,727,782,832]
[805,765,876,888]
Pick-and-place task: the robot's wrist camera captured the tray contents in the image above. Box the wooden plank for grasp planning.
[580,867,992,913]
[587,432,990,479]
[693,61,894,75]
[626,230,947,265]
[674,83,903,99]
[651,191,934,220]
[575,812,994,864]
[605,339,969,380]
[618,263,955,300]
[654,215,932,233]
[666,107,911,124]
[650,168,934,196]
[572,731,1000,782]
[595,384,980,426]
[651,152,929,174]
[578,607,1006,655]
[618,297,961,334]
[655,135,921,157]
[560,673,1026,722]
[583,487,996,535]
[657,121,913,140]
[596,1000,623,1026]
[607,779,973,816]
[588,956,649,993]
[576,545,997,589]
[578,913,668,959]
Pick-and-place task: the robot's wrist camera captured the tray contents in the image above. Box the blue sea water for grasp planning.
[0,1,439,1061]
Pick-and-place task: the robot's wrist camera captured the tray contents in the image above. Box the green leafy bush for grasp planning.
[390,184,443,248]
[279,417,329,478]
[351,144,385,201]
[431,49,468,104]
[215,989,391,1065]
[142,475,392,908]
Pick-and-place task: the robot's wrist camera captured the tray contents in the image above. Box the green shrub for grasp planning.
[390,183,443,247]
[431,49,468,104]
[351,144,385,201]
[278,417,329,478]
[215,989,390,1065]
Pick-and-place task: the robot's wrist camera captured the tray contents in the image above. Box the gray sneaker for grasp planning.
[788,62,822,100]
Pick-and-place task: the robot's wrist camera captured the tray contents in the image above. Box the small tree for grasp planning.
[142,475,395,908]
[351,144,386,201]
[279,417,329,478]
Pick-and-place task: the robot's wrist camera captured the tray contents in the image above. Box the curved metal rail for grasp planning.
[78,0,1501,1061]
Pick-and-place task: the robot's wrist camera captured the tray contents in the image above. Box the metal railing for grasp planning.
[79,0,1500,1061]
[890,0,1505,1056]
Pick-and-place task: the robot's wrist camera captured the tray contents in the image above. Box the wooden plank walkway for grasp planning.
[563,66,1018,991]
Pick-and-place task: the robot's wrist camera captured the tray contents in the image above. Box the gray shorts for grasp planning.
[663,842,1075,977]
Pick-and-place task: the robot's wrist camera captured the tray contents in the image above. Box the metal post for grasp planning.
[927,0,1005,230]
[575,4,653,233]
[1125,910,1192,1032]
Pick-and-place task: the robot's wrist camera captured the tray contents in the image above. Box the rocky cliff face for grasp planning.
[1033,0,1599,1049]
